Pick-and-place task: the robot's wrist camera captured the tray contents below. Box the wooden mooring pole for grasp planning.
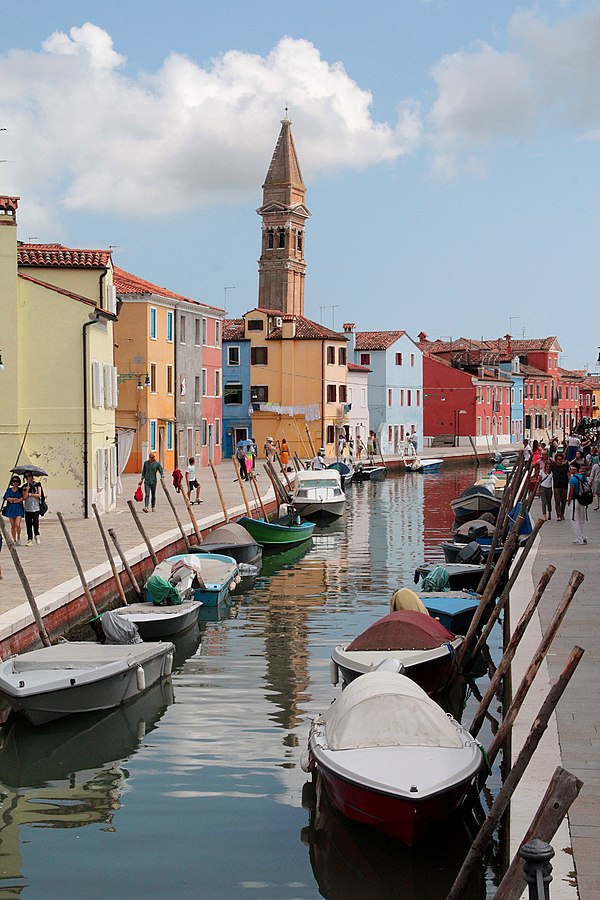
[107,527,143,599]
[158,478,191,550]
[447,645,585,900]
[249,471,268,520]
[56,511,99,618]
[210,460,230,523]
[92,503,127,606]
[0,517,51,646]
[127,500,159,566]
[233,461,253,518]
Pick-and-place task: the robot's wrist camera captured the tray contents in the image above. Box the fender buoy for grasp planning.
[164,652,173,676]
[136,665,146,692]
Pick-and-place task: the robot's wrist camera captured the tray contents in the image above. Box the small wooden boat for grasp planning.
[441,539,504,565]
[304,670,482,845]
[353,465,386,482]
[291,469,346,521]
[166,553,240,606]
[390,587,480,636]
[238,514,315,549]
[191,522,263,569]
[331,610,462,697]
[404,457,444,473]
[414,562,487,593]
[111,599,202,640]
[0,641,175,726]
[450,485,502,524]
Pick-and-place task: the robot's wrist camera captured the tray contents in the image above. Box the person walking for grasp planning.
[589,457,600,510]
[567,463,588,544]
[2,476,24,544]
[186,457,202,504]
[355,434,364,461]
[551,451,569,520]
[23,471,42,545]
[566,432,581,463]
[311,448,327,470]
[139,451,164,512]
[235,443,248,481]
[279,437,290,472]
[539,460,554,520]
[264,437,276,462]
[367,431,376,464]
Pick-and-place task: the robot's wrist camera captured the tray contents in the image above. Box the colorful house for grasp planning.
[114,268,224,474]
[222,319,252,458]
[346,362,371,452]
[1,197,118,516]
[347,326,423,455]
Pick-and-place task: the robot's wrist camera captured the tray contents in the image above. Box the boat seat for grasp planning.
[390,588,428,615]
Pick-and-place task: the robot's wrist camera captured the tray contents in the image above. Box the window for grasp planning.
[167,421,173,450]
[506,416,510,433]
[400,389,404,406]
[251,347,268,365]
[348,386,353,404]
[150,363,157,393]
[201,368,207,396]
[486,416,491,434]
[150,420,157,451]
[395,352,403,366]
[215,418,220,445]
[251,385,269,402]
[202,318,208,345]
[410,353,415,367]
[416,390,420,406]
[477,416,482,436]
[267,231,274,249]
[195,318,201,346]
[150,307,157,340]
[326,346,335,365]
[544,384,548,400]
[361,387,366,407]
[215,321,221,347]
[278,231,285,249]
[338,347,347,366]
[519,388,523,404]
[194,376,201,403]
[536,383,540,399]
[166,310,173,342]
[326,425,335,444]
[388,389,392,407]
[407,390,412,407]
[298,232,303,253]
[166,365,173,394]
[388,425,393,443]
[180,315,186,344]
[202,419,207,446]
[339,385,347,403]
[215,369,221,397]
[224,382,243,405]
[228,345,240,366]
[327,384,337,403]
[179,375,186,401]
[360,353,371,366]
[486,387,491,404]
[247,319,264,332]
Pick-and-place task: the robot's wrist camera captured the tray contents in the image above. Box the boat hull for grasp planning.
[0,643,174,726]
[292,499,346,521]
[404,458,444,473]
[112,601,202,639]
[353,466,386,482]
[316,759,474,846]
[238,515,315,548]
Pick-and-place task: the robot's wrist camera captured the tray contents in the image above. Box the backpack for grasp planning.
[575,474,594,507]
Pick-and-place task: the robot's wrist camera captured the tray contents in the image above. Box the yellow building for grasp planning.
[0,196,118,517]
[241,308,348,458]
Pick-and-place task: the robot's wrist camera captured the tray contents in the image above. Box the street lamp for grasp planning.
[118,372,150,390]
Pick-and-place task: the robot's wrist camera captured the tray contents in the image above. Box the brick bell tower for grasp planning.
[256,117,310,316]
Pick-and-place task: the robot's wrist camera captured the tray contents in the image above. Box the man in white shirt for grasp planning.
[312,448,326,470]
[186,457,203,504]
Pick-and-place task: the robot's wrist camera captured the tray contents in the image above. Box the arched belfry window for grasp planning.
[267,230,274,249]
[297,231,303,253]
[278,230,285,249]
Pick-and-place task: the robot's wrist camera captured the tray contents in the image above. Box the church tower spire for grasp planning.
[257,117,310,316]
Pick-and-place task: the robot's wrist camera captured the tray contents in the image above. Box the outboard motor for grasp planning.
[457,541,483,564]
[100,609,143,644]
[374,658,407,675]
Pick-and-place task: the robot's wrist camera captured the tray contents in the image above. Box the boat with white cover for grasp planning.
[291,470,346,521]
[0,641,175,726]
[304,670,482,845]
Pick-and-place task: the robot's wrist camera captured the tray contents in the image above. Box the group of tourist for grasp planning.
[1,471,45,577]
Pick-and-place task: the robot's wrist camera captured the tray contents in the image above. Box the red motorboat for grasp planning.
[330,610,462,696]
[304,671,482,845]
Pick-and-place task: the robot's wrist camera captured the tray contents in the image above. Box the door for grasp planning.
[158,426,166,468]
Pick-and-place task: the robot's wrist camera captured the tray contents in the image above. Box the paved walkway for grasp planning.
[516,495,599,899]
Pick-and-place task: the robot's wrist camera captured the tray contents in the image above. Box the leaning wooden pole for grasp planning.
[249,471,268,519]
[209,460,230,523]
[469,564,556,738]
[233,460,253,518]
[158,477,191,549]
[264,463,287,507]
[495,766,583,900]
[0,517,51,646]
[108,527,143,599]
[127,500,159,566]
[486,570,584,766]
[467,517,546,666]
[476,464,521,592]
[179,482,203,545]
[447,646,585,900]
[265,460,289,505]
[56,511,99,618]
[275,452,294,493]
[305,423,317,458]
[92,503,127,606]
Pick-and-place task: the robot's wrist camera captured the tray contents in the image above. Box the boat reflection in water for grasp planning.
[302,773,484,900]
[0,678,174,887]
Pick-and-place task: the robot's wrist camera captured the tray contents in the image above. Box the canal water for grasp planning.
[0,465,502,899]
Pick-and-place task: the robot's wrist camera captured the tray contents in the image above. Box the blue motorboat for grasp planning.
[418,591,481,635]
[166,553,240,607]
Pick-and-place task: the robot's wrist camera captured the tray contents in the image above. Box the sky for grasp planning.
[1,1,599,370]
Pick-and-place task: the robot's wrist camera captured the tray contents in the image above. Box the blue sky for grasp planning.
[1,1,599,369]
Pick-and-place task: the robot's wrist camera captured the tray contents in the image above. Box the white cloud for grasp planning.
[0,26,414,219]
[427,6,600,175]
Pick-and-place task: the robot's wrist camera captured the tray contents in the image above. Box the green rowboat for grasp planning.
[238,515,315,548]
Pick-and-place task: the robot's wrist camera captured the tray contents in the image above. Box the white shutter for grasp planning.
[92,361,104,408]
[112,366,118,409]
[109,444,118,486]
[96,447,105,490]
[103,364,113,409]
[107,284,117,315]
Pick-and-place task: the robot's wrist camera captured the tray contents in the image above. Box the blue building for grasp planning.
[222,319,252,458]
[500,356,524,444]
[344,325,424,455]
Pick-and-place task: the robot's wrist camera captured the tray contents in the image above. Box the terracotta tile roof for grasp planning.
[558,367,584,380]
[18,273,117,317]
[0,195,19,212]
[421,335,561,355]
[354,330,406,351]
[18,243,112,268]
[348,362,371,373]
[519,364,552,378]
[223,318,245,341]
[263,314,346,340]
[114,266,224,313]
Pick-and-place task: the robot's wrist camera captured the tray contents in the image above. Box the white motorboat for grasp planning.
[111,558,202,639]
[304,670,482,845]
[404,456,444,473]
[291,470,346,521]
[0,641,174,726]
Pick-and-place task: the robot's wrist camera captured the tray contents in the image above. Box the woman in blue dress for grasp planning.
[3,476,24,545]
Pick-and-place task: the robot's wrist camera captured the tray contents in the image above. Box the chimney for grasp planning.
[417,331,428,343]
[343,323,355,332]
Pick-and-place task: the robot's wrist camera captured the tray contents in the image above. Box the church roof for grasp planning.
[263,118,305,191]
[18,243,112,269]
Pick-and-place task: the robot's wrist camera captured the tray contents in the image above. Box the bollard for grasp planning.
[520,840,555,900]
